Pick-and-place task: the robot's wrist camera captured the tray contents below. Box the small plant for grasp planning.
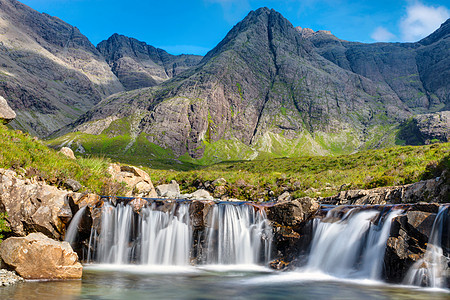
[0,212,11,241]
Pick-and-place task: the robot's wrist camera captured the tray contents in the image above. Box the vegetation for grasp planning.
[0,124,121,194]
[145,142,450,200]
[0,212,10,241]
[2,124,449,201]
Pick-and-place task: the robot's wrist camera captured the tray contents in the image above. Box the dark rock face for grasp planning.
[308,19,450,114]
[0,0,124,137]
[384,205,448,283]
[97,34,202,91]
[71,7,426,159]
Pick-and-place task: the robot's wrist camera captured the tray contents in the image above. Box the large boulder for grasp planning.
[0,96,16,124]
[107,164,157,197]
[0,233,82,279]
[156,180,180,198]
[267,197,319,227]
[0,168,82,239]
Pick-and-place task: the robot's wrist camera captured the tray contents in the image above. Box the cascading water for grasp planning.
[404,206,449,288]
[84,199,272,267]
[204,203,272,265]
[64,206,87,246]
[305,208,401,279]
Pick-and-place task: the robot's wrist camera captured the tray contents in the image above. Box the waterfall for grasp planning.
[85,200,272,267]
[305,208,401,279]
[404,206,449,288]
[204,204,273,265]
[64,206,87,245]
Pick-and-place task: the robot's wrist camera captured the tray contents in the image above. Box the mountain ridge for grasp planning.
[53,7,441,164]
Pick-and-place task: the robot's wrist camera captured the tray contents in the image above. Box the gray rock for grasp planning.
[63,179,82,192]
[156,181,180,198]
[189,189,214,200]
[97,34,203,91]
[278,191,291,202]
[0,96,16,124]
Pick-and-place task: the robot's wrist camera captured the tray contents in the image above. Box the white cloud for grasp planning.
[400,2,450,42]
[371,26,396,42]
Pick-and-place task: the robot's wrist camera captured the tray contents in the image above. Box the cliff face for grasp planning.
[0,0,124,136]
[97,34,203,91]
[307,19,450,113]
[64,8,420,161]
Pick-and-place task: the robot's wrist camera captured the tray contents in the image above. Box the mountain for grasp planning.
[97,34,203,91]
[305,18,450,113]
[0,0,124,136]
[54,7,450,165]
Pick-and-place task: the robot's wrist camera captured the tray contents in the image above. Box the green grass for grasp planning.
[0,124,122,194]
[144,142,450,201]
[3,124,448,202]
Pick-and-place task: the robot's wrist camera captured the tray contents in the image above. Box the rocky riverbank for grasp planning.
[0,269,23,286]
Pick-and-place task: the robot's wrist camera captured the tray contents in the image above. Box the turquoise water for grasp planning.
[1,265,449,300]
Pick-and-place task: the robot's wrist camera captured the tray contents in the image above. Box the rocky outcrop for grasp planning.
[97,33,203,91]
[0,168,81,239]
[414,111,450,144]
[266,197,319,264]
[107,164,157,198]
[384,204,445,283]
[0,233,82,279]
[0,96,16,124]
[321,172,449,205]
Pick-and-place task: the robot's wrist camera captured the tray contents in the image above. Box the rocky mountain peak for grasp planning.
[97,34,203,91]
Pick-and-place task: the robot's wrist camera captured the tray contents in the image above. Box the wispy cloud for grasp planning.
[204,0,250,24]
[371,26,396,42]
[400,2,450,42]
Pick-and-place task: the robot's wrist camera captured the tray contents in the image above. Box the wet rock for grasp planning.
[59,147,76,160]
[107,164,157,197]
[0,233,82,279]
[268,258,293,271]
[0,269,23,286]
[129,197,147,214]
[267,197,319,227]
[384,205,441,283]
[0,168,82,239]
[0,96,16,124]
[156,180,180,198]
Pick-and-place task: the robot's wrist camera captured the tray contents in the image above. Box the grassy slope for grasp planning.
[3,124,449,202]
[145,143,450,200]
[0,124,116,194]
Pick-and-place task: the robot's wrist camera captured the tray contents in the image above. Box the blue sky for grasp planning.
[20,0,450,55]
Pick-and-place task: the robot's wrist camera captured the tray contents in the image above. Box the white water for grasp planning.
[404,206,449,288]
[306,208,401,279]
[86,201,272,267]
[64,206,87,245]
[205,204,272,265]
[139,203,191,265]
